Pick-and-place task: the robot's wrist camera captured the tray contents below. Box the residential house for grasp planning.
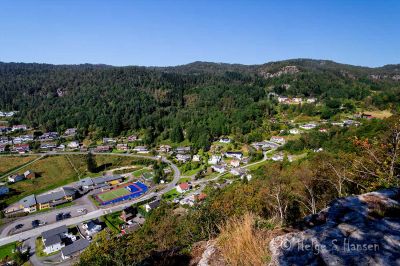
[8,174,25,183]
[117,143,128,151]
[176,154,191,163]
[219,138,231,144]
[67,141,80,149]
[230,168,246,176]
[13,143,30,153]
[158,145,172,153]
[208,155,221,165]
[133,146,149,153]
[293,97,302,103]
[12,125,27,132]
[331,122,344,127]
[0,126,11,134]
[127,135,138,142]
[120,206,138,222]
[82,220,102,236]
[176,182,191,193]
[39,132,59,141]
[271,154,284,161]
[61,239,90,260]
[64,128,77,136]
[319,128,328,133]
[175,146,191,154]
[24,170,35,179]
[95,145,111,152]
[145,199,161,212]
[194,193,207,202]
[230,160,240,167]
[289,128,300,135]
[270,136,286,145]
[300,123,317,130]
[103,138,116,145]
[0,144,5,153]
[306,98,317,103]
[212,165,226,173]
[0,185,9,196]
[278,96,289,103]
[41,225,68,254]
[192,155,201,162]
[225,151,243,160]
[40,143,57,150]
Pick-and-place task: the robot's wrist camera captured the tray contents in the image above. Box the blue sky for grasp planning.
[0,0,399,67]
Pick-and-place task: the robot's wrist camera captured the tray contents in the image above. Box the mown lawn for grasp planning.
[0,242,16,260]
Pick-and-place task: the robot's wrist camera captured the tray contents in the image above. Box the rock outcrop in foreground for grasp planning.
[269,189,400,266]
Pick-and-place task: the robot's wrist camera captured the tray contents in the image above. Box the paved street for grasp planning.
[0,152,181,247]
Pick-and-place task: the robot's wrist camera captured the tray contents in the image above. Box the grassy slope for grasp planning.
[0,155,39,176]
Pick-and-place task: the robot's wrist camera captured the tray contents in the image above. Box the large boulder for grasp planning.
[269,189,400,265]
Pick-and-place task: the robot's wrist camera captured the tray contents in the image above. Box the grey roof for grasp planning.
[148,199,161,209]
[44,235,62,247]
[42,225,68,240]
[20,194,36,208]
[91,175,122,185]
[36,187,76,204]
[61,239,90,257]
[78,177,94,187]
[36,190,65,204]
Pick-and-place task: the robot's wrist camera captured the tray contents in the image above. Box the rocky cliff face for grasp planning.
[269,189,400,266]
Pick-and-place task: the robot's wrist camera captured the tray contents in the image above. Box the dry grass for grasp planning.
[216,213,272,266]
[0,155,39,175]
[363,110,392,119]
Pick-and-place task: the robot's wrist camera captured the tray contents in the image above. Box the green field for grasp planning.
[133,168,151,177]
[0,242,16,260]
[97,187,131,202]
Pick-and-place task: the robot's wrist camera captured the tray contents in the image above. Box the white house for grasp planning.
[176,154,191,163]
[8,174,25,183]
[270,136,286,145]
[219,138,231,144]
[289,128,300,135]
[271,154,284,161]
[41,226,68,254]
[176,183,190,193]
[82,220,102,236]
[224,151,243,160]
[230,160,240,167]
[212,165,226,173]
[293,97,302,103]
[306,98,317,103]
[208,155,221,165]
[300,123,317,130]
[133,146,149,153]
[67,141,80,149]
[192,155,201,162]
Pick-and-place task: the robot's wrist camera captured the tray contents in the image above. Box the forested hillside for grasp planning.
[0,59,399,147]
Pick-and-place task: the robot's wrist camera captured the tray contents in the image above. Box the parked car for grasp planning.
[15,224,24,230]
[63,212,71,219]
[56,213,64,221]
[31,220,39,228]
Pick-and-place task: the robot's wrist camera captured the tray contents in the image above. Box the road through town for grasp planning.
[0,152,181,246]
